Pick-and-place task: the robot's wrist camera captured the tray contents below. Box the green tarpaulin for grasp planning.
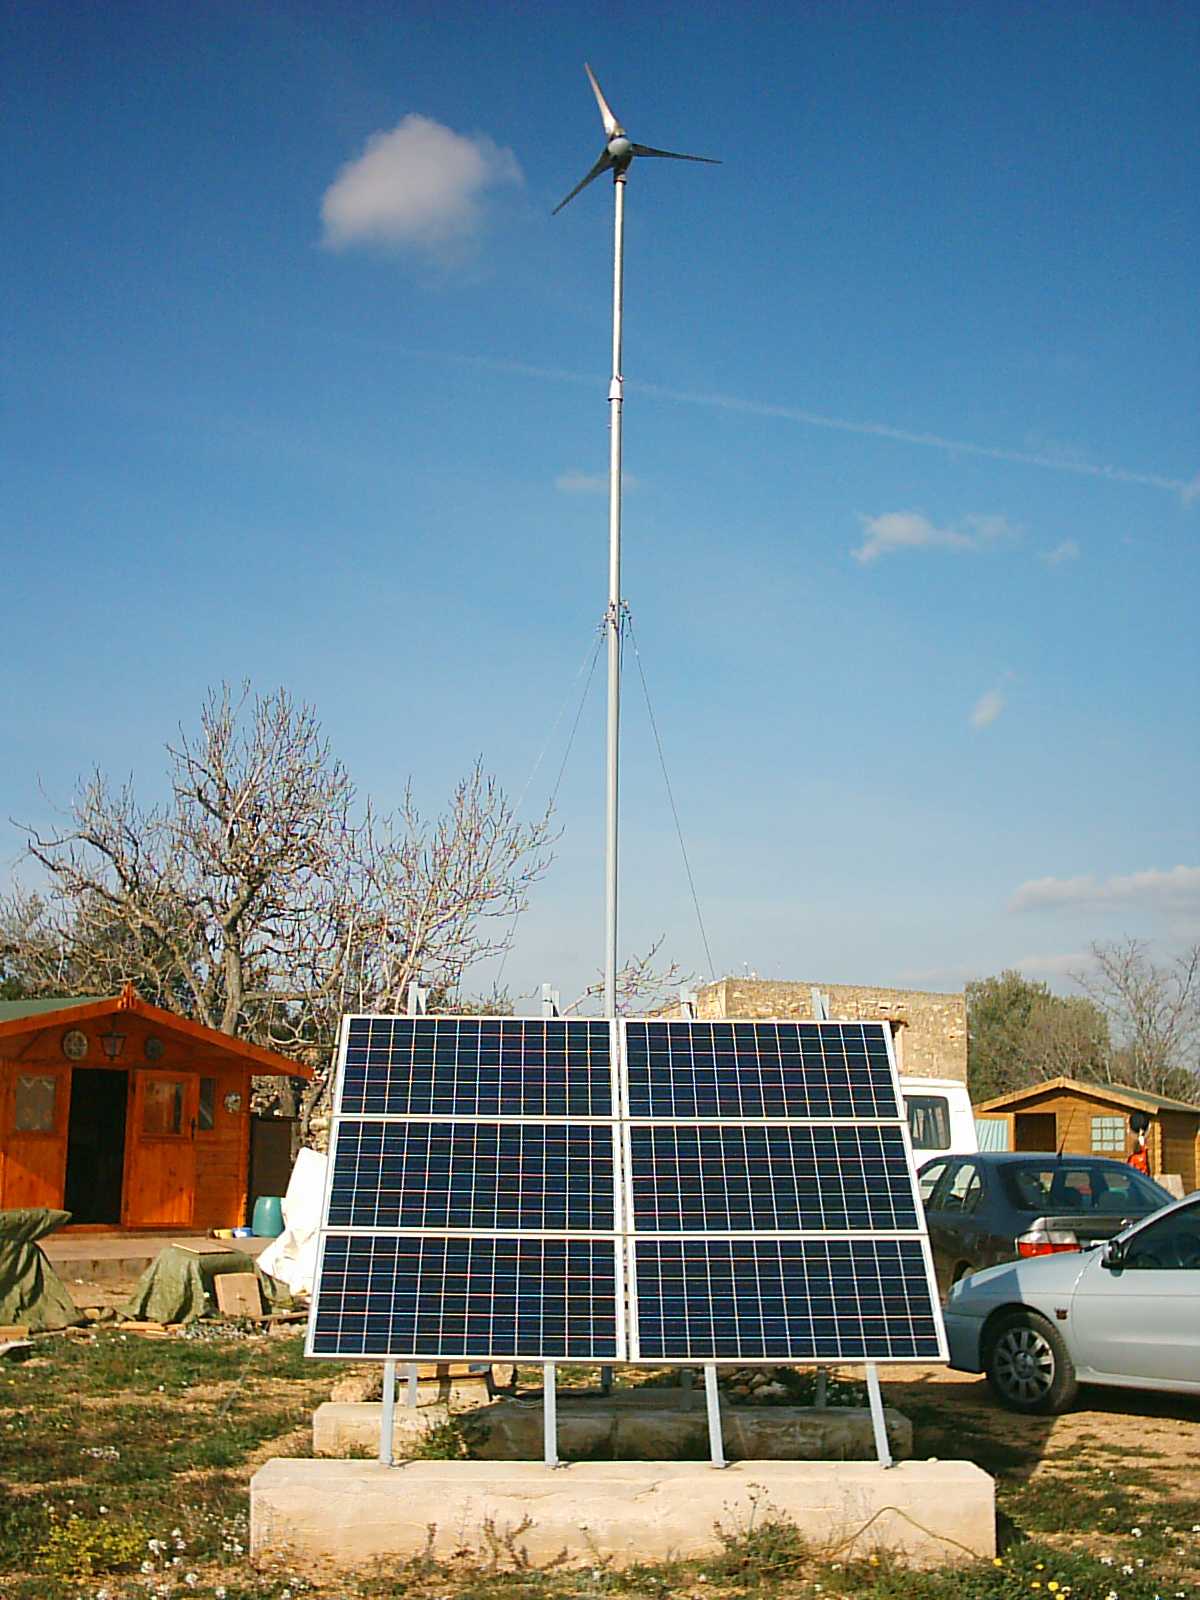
[0,1209,84,1332]
[118,1245,293,1324]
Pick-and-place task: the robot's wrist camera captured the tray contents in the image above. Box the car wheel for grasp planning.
[985,1311,1078,1415]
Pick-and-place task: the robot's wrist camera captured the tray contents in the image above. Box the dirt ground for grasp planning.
[881,1359,1198,1467]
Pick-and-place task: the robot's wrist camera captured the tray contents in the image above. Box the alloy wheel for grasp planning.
[992,1324,1056,1406]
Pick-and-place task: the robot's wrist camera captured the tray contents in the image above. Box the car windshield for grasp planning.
[1000,1160,1170,1215]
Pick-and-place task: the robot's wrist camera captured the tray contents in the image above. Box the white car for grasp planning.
[943,1191,1200,1413]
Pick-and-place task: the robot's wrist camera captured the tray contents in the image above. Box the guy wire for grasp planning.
[625,613,717,983]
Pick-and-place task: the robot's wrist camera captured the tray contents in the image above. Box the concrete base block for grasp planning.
[313,1396,911,1463]
[251,1459,994,1569]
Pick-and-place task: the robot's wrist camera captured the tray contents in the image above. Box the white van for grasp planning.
[900,1076,978,1159]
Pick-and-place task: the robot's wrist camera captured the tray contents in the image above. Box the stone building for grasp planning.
[659,978,967,1083]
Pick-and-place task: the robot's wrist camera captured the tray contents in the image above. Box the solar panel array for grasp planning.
[309,1017,624,1361]
[307,1014,945,1365]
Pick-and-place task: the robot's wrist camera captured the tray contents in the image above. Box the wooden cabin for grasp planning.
[975,1076,1200,1191]
[0,987,311,1230]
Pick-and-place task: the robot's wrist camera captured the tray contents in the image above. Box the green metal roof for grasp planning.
[1100,1080,1200,1116]
[0,996,108,1021]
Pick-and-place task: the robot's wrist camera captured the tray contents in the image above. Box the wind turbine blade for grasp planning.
[584,63,621,137]
[552,149,615,215]
[630,144,721,165]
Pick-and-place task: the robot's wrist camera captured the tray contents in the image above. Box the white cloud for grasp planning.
[1182,472,1200,507]
[320,114,522,255]
[555,470,637,495]
[1010,865,1200,914]
[852,511,1014,564]
[969,688,1006,729]
[1040,539,1080,566]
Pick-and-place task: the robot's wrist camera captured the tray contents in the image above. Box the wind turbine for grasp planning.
[554,64,719,1019]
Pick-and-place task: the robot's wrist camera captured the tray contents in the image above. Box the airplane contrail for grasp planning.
[415,348,1197,500]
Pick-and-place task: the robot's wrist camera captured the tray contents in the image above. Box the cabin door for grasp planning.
[124,1072,198,1227]
[65,1069,129,1225]
[0,1064,71,1209]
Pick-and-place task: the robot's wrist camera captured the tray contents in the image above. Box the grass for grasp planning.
[1,1337,1197,1599]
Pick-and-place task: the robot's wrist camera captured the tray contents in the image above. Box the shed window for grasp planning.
[198,1078,217,1132]
[1091,1115,1126,1153]
[14,1074,57,1132]
[142,1079,184,1136]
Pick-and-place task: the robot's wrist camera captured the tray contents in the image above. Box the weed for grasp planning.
[412,1415,475,1460]
[35,1513,151,1579]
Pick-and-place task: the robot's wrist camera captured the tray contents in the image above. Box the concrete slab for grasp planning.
[251,1458,994,1568]
[313,1397,912,1463]
[45,1232,270,1283]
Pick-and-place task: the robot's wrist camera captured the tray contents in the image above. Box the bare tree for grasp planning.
[562,936,695,1017]
[1073,938,1200,1099]
[16,686,356,1036]
[9,684,554,1136]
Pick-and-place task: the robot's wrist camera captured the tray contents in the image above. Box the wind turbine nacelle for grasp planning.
[607,135,633,162]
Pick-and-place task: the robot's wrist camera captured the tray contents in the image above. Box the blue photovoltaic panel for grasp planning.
[309,1233,620,1360]
[308,1012,945,1366]
[328,1121,617,1232]
[631,1237,942,1361]
[339,1016,614,1118]
[624,1020,900,1120]
[627,1124,918,1233]
[309,1015,623,1362]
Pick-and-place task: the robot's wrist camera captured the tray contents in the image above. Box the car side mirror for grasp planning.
[1102,1241,1125,1270]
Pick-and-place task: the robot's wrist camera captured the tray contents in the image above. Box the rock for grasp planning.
[330,1369,382,1404]
[315,1397,912,1464]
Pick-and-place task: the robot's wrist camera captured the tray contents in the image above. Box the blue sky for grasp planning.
[4,1,1198,1011]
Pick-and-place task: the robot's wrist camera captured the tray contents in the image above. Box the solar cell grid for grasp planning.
[340,1016,614,1117]
[627,1124,918,1233]
[630,1237,941,1361]
[308,1013,945,1366]
[310,1233,621,1359]
[328,1120,617,1232]
[623,1020,899,1119]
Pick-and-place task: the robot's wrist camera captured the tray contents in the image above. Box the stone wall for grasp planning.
[659,978,967,1084]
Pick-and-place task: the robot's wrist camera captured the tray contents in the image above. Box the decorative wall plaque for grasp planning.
[62,1029,89,1061]
[144,1036,165,1062]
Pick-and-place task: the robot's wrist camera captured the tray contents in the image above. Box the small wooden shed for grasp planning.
[0,986,310,1230]
[975,1076,1200,1191]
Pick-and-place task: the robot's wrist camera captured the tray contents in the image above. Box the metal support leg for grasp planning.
[704,1364,726,1468]
[814,1366,828,1408]
[864,1362,893,1468]
[406,1362,419,1408]
[379,1360,396,1465]
[600,1365,613,1396]
[543,1363,559,1468]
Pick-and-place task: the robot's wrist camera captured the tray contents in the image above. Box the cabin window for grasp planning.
[198,1078,217,1132]
[905,1094,951,1151]
[1091,1115,1126,1153]
[14,1074,57,1132]
[142,1078,185,1136]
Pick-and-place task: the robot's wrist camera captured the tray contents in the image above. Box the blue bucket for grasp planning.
[252,1195,285,1237]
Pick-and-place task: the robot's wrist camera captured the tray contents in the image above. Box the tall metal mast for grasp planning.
[554,65,718,1018]
[603,172,625,1017]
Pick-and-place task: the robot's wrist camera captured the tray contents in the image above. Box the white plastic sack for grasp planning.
[257,1146,327,1297]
